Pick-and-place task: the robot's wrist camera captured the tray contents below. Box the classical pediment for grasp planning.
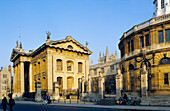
[47,36,92,55]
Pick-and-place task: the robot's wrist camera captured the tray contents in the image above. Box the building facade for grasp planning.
[88,47,119,100]
[10,33,92,99]
[118,1,170,100]
[0,66,11,99]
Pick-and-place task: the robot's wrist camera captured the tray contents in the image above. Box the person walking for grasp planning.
[43,95,47,105]
[1,97,8,111]
[8,94,15,111]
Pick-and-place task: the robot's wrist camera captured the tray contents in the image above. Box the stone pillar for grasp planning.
[53,82,60,100]
[35,82,41,102]
[20,62,24,94]
[63,76,67,90]
[29,63,33,92]
[141,64,148,98]
[101,76,105,99]
[82,77,85,97]
[47,52,52,94]
[98,76,104,99]
[141,72,148,98]
[88,76,92,93]
[79,78,82,98]
[116,68,123,100]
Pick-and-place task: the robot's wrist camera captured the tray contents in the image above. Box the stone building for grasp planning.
[88,47,119,100]
[118,0,170,104]
[10,33,92,99]
[0,66,12,99]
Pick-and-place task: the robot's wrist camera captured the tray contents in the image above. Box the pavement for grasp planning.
[0,100,170,111]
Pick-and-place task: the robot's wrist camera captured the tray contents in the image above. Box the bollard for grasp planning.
[77,98,79,104]
[58,99,59,103]
[84,100,85,104]
[64,99,66,104]
[70,99,71,104]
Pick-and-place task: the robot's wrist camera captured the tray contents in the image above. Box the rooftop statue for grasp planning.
[86,41,88,48]
[46,31,51,40]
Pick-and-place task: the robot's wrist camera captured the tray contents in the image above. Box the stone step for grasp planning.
[95,99,116,105]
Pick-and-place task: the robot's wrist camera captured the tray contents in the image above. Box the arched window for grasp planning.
[57,59,62,71]
[67,60,74,71]
[159,57,170,65]
[57,77,63,90]
[78,62,83,73]
[161,0,165,9]
[67,45,73,50]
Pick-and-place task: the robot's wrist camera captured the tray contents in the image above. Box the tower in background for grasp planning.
[153,0,170,17]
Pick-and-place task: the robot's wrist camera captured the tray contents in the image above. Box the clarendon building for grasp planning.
[0,66,12,99]
[118,0,170,102]
[10,33,92,99]
[88,47,119,100]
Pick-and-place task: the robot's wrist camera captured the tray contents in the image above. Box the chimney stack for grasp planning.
[8,65,11,74]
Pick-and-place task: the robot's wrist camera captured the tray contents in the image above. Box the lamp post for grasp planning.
[136,49,154,98]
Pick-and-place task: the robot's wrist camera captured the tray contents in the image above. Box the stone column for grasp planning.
[20,62,24,94]
[116,68,123,100]
[53,82,60,100]
[88,75,92,93]
[47,52,52,94]
[98,76,104,99]
[141,64,148,98]
[35,82,41,102]
[101,76,105,99]
[29,63,33,92]
[13,66,15,93]
[79,78,82,98]
[82,77,85,97]
[63,76,67,90]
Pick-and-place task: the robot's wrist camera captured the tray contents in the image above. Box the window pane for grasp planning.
[131,40,134,51]
[145,34,150,46]
[158,31,164,43]
[57,60,62,71]
[161,0,164,9]
[140,36,144,48]
[165,29,170,42]
[164,73,169,84]
[78,62,82,73]
[128,42,130,53]
[121,46,125,58]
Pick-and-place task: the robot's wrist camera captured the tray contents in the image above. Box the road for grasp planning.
[0,104,129,111]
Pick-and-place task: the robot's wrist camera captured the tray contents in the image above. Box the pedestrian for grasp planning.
[116,97,122,105]
[1,97,8,111]
[47,95,51,104]
[8,94,15,111]
[43,95,47,105]
[122,94,128,105]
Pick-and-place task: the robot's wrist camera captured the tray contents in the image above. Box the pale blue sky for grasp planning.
[0,0,154,69]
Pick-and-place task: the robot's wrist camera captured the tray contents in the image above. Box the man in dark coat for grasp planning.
[8,94,15,111]
[1,97,8,111]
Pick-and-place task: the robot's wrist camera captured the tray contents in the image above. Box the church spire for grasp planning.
[106,46,109,58]
[99,51,101,58]
[106,46,109,62]
[115,51,117,59]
